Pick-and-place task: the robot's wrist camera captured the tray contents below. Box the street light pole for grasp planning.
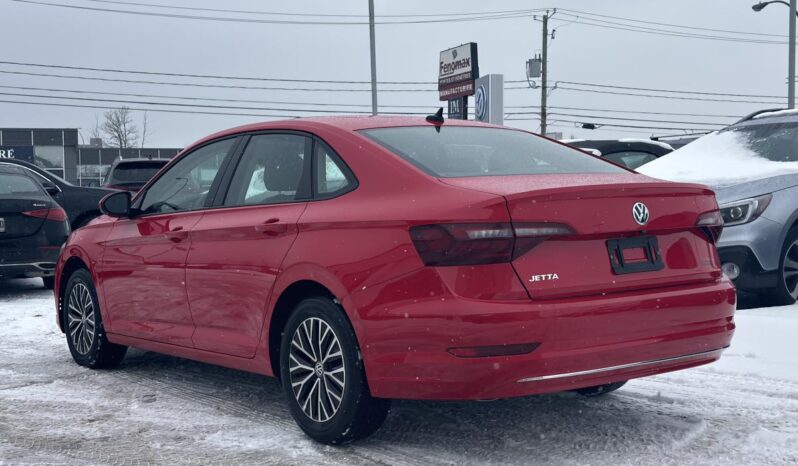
[753,0,798,108]
[368,0,378,115]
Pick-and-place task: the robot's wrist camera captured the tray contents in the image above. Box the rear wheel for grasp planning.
[280,297,390,444]
[769,227,798,306]
[574,381,627,397]
[42,276,55,290]
[63,269,127,368]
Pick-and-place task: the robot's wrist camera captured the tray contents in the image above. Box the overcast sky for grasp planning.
[0,0,792,147]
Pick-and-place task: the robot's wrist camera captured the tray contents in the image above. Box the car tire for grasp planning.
[769,227,798,306]
[63,269,127,369]
[574,381,627,397]
[279,297,390,445]
[42,276,55,290]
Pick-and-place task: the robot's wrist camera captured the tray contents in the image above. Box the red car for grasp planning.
[54,115,735,444]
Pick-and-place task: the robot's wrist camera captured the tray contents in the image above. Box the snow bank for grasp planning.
[637,130,798,186]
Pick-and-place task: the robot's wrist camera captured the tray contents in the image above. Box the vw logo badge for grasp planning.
[632,202,650,226]
[475,85,487,121]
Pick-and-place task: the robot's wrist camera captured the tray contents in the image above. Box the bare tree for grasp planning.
[140,111,150,148]
[102,107,138,148]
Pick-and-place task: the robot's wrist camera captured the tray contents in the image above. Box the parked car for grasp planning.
[55,116,734,444]
[639,108,798,305]
[567,139,674,170]
[102,158,169,193]
[0,164,70,289]
[0,159,116,230]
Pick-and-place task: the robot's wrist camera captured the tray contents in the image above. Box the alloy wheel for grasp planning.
[288,317,345,423]
[67,283,96,355]
[784,239,798,299]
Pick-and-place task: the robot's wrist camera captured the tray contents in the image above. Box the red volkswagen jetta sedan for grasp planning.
[54,116,735,444]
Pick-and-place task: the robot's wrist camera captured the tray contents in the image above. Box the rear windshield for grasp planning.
[721,121,798,162]
[109,162,166,183]
[360,126,625,177]
[0,173,43,196]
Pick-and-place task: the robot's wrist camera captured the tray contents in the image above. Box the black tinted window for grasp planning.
[361,126,624,177]
[0,173,42,195]
[109,162,166,183]
[224,134,309,207]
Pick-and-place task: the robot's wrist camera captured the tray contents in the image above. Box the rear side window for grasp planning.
[603,151,659,170]
[314,141,354,197]
[0,173,43,195]
[361,126,625,177]
[224,134,310,207]
[109,162,166,183]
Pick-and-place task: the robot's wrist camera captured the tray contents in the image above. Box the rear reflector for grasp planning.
[696,210,723,244]
[447,342,540,358]
[22,207,68,223]
[410,222,573,266]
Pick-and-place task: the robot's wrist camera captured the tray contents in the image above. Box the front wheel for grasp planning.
[769,227,798,306]
[280,297,390,444]
[63,269,127,369]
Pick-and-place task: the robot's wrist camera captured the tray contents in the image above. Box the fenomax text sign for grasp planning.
[438,43,479,101]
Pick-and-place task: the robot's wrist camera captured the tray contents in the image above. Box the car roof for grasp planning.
[0,158,38,169]
[188,115,508,150]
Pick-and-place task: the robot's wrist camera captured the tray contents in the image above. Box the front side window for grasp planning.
[138,138,235,215]
[224,134,309,207]
[361,126,625,178]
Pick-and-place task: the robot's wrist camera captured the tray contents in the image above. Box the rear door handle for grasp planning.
[165,227,188,242]
[254,218,287,235]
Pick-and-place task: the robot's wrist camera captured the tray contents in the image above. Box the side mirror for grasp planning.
[99,191,132,218]
[41,180,60,196]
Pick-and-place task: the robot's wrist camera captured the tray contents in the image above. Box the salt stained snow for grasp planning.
[638,130,798,186]
[0,279,797,465]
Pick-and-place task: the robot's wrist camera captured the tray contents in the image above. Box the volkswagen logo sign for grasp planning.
[475,85,487,121]
[632,202,650,226]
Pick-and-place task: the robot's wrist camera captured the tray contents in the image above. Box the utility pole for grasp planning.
[790,0,796,108]
[368,0,378,115]
[540,11,549,136]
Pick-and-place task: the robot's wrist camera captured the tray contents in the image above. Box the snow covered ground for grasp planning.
[0,279,796,465]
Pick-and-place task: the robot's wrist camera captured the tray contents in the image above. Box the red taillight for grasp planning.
[696,210,723,244]
[22,207,68,223]
[409,222,573,266]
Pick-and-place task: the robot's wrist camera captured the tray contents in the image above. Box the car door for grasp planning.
[99,137,238,347]
[185,133,313,357]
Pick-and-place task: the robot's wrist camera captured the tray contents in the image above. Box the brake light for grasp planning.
[22,207,68,223]
[409,222,573,266]
[696,210,723,244]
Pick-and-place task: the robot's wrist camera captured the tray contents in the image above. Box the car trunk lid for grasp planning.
[442,174,722,299]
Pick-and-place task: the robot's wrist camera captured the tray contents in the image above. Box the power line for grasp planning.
[505,116,717,132]
[9,0,545,25]
[558,8,786,38]
[559,80,784,99]
[83,0,544,19]
[0,60,435,85]
[557,85,784,105]
[546,112,727,127]
[555,13,789,45]
[0,69,436,92]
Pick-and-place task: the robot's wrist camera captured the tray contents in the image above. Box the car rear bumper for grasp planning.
[351,271,736,400]
[0,260,57,279]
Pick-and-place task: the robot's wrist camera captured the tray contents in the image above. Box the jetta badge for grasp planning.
[633,202,650,226]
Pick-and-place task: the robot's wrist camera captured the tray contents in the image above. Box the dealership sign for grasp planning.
[438,43,479,101]
[0,146,34,163]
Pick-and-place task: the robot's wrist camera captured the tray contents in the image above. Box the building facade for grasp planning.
[0,128,181,187]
